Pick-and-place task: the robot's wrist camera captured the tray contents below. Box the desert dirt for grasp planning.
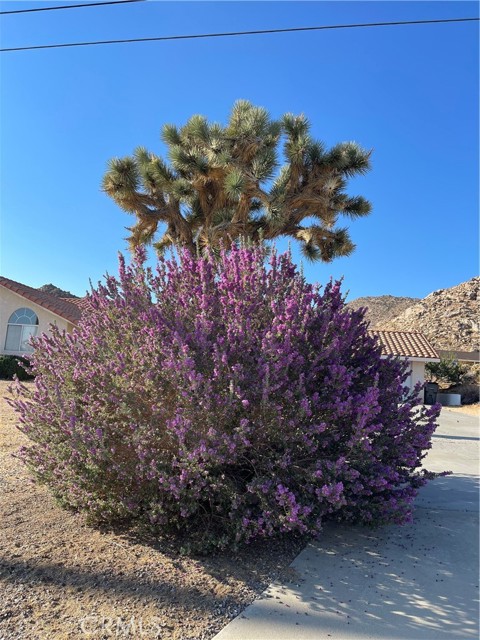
[0,381,304,640]
[443,404,480,417]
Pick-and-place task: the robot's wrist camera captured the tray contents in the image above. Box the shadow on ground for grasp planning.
[283,507,479,639]
[215,475,479,640]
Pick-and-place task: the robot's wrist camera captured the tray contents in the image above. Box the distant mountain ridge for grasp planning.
[38,279,479,352]
[347,277,479,352]
[346,295,419,328]
[378,277,479,352]
[38,284,78,299]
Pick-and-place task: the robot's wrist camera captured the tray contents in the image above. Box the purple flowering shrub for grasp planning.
[11,246,441,551]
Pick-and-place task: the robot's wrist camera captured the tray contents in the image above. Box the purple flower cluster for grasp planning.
[10,245,441,551]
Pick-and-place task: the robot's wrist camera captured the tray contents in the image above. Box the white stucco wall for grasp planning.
[410,360,426,393]
[403,360,427,400]
[0,286,73,356]
[383,357,429,399]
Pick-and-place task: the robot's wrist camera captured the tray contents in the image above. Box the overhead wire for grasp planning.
[1,16,478,53]
[0,0,145,16]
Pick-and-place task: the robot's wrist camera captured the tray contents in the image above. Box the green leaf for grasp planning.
[103,157,140,192]
[161,124,182,146]
[228,100,254,135]
[224,169,245,199]
[284,134,310,164]
[331,227,355,256]
[170,178,194,200]
[182,114,210,144]
[339,195,372,218]
[282,113,310,139]
[251,147,277,181]
[134,146,151,168]
[300,242,321,262]
[306,141,326,165]
[150,157,175,185]
[270,165,290,199]
[168,146,197,173]
[328,142,371,176]
[212,207,234,226]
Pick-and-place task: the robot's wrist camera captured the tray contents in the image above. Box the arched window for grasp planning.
[5,308,39,352]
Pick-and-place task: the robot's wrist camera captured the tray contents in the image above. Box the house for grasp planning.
[0,276,83,356]
[0,276,439,395]
[437,349,480,364]
[369,329,440,393]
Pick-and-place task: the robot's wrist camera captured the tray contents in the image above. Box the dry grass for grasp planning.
[0,381,304,640]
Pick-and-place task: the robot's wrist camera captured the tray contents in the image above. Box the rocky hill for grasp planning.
[346,295,419,328]
[378,277,479,351]
[38,284,78,299]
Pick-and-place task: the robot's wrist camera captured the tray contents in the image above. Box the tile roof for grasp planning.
[0,279,442,360]
[60,297,91,313]
[0,276,83,325]
[369,330,439,360]
[437,349,480,363]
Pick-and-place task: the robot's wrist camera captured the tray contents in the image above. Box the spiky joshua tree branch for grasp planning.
[102,100,372,262]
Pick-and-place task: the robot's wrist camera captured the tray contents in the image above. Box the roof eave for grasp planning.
[380,355,440,362]
[0,282,80,325]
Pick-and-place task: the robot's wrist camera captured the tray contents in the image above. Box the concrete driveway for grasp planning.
[214,409,479,640]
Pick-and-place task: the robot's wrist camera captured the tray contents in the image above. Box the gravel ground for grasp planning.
[0,381,305,640]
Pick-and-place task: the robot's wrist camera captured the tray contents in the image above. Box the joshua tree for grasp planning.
[102,100,372,262]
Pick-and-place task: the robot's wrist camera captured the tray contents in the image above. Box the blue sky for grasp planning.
[1,1,478,300]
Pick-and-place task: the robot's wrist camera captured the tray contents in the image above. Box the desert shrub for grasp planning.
[10,246,441,552]
[445,382,479,405]
[0,355,33,381]
[467,363,480,385]
[426,356,469,387]
[427,358,479,403]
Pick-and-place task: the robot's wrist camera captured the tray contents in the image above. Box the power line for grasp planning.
[1,16,478,53]
[0,0,145,16]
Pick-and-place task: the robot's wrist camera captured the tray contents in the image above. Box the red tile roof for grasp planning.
[60,297,91,313]
[0,276,83,325]
[369,330,439,360]
[0,279,442,360]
